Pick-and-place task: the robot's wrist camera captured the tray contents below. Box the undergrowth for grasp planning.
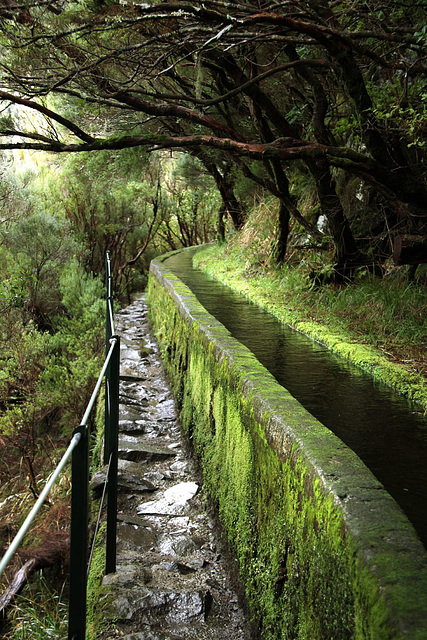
[2,573,67,639]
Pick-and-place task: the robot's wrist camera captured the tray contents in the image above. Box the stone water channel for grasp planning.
[164,249,427,548]
[93,297,253,639]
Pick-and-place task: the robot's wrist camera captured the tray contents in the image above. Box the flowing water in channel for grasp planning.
[164,249,427,548]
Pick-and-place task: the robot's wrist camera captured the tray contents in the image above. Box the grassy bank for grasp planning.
[193,244,427,411]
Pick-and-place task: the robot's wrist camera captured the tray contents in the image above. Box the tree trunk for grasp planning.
[197,154,245,229]
[285,44,362,279]
[275,200,290,263]
[308,157,362,280]
[217,205,225,242]
[0,559,38,624]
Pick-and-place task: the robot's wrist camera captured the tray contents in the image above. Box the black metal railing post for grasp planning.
[104,371,111,466]
[68,424,89,640]
[104,253,115,465]
[106,335,120,574]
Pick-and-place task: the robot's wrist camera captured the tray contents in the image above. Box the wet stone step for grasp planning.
[120,363,148,378]
[119,405,151,421]
[118,513,154,527]
[116,522,157,552]
[118,437,178,462]
[137,482,199,517]
[119,402,177,423]
[119,396,149,409]
[91,459,158,496]
[120,374,147,383]
[119,418,171,434]
[101,587,211,625]
[119,633,191,640]
[121,347,144,361]
[120,382,152,397]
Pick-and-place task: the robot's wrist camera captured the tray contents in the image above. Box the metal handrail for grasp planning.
[0,434,81,577]
[0,253,121,640]
[82,338,116,427]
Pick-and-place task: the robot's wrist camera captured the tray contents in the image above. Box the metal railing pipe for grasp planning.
[107,298,115,339]
[81,338,116,427]
[0,433,81,578]
[105,253,115,342]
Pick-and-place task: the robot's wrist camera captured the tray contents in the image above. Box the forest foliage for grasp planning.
[0,144,218,601]
[0,0,425,277]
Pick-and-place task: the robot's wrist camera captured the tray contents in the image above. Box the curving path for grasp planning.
[93,296,252,640]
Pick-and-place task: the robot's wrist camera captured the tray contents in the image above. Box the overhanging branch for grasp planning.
[0,90,94,143]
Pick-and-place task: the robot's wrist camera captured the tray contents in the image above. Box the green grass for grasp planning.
[3,573,67,639]
[194,244,427,409]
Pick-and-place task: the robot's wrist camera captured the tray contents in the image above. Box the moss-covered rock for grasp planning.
[147,250,427,640]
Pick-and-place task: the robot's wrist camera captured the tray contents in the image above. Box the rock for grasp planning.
[102,566,151,587]
[117,514,152,527]
[119,405,146,421]
[119,438,177,462]
[116,522,156,552]
[144,471,165,483]
[139,346,155,358]
[120,632,183,640]
[137,483,198,516]
[120,362,147,378]
[119,419,146,432]
[161,561,197,575]
[91,460,157,497]
[120,374,147,383]
[104,587,209,625]
[119,395,149,408]
[158,533,204,557]
[163,482,198,503]
[155,399,176,420]
[169,459,189,472]
[119,459,157,491]
[121,347,142,361]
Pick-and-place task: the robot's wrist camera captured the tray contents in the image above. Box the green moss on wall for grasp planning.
[147,258,427,640]
[86,523,108,640]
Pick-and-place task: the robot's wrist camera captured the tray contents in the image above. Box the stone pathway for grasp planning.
[93,296,252,640]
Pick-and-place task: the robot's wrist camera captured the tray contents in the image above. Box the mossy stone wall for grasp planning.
[148,251,427,640]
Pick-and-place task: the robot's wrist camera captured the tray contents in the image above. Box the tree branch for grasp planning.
[0,90,94,143]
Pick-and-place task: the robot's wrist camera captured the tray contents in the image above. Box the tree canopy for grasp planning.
[0,0,426,275]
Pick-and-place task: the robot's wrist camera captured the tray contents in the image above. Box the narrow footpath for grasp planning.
[93,295,252,640]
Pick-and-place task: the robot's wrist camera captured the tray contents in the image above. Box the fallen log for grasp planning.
[0,558,38,622]
[393,235,427,265]
[0,532,68,625]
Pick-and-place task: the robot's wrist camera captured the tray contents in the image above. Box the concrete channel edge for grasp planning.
[148,249,427,640]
